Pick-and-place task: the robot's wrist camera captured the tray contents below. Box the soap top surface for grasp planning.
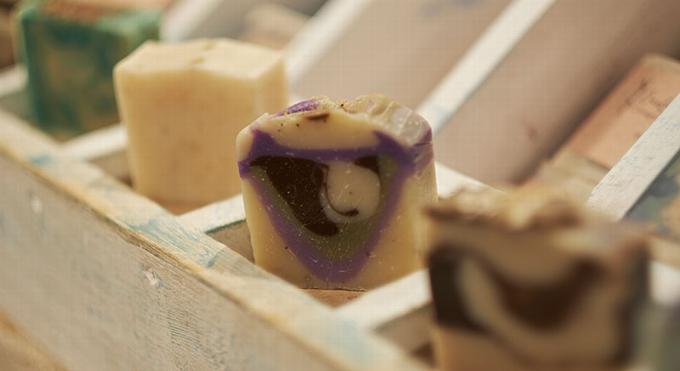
[115,39,284,80]
[427,186,649,260]
[240,95,432,152]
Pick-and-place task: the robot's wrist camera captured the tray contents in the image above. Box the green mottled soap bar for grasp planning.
[15,0,160,136]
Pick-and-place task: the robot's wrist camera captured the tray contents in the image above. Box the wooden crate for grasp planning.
[1,0,680,370]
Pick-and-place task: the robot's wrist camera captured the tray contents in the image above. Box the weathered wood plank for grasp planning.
[0,312,65,371]
[336,271,432,353]
[435,0,680,182]
[290,0,510,107]
[588,94,680,220]
[418,0,556,132]
[285,0,371,84]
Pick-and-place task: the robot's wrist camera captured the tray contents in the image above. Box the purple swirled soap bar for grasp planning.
[237,95,437,289]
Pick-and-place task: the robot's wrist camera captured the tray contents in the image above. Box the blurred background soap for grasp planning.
[427,187,650,371]
[15,0,160,137]
[115,39,288,213]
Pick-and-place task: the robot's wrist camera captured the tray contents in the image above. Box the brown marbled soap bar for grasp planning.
[426,187,649,371]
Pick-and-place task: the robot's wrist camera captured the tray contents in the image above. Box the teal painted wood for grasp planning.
[15,0,160,137]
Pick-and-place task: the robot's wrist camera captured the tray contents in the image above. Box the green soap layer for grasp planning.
[250,155,401,261]
[16,0,160,136]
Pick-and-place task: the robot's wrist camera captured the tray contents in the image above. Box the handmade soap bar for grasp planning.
[237,95,437,289]
[426,187,649,371]
[115,39,288,212]
[15,0,160,136]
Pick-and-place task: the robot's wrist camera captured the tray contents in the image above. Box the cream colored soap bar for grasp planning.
[237,95,437,289]
[115,39,288,211]
[426,187,649,371]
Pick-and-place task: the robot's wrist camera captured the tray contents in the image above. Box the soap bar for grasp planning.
[115,39,288,212]
[566,54,680,168]
[15,0,160,136]
[237,95,437,289]
[426,187,649,371]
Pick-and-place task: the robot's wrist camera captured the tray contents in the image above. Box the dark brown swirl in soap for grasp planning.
[428,244,647,367]
[429,245,603,330]
[250,155,382,237]
[250,156,338,236]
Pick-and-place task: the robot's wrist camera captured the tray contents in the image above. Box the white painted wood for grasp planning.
[291,0,510,107]
[435,162,485,197]
[62,124,126,161]
[0,311,65,371]
[336,270,432,352]
[0,66,22,97]
[179,194,245,233]
[587,94,680,220]
[285,0,370,84]
[417,0,556,132]
[651,262,680,306]
[435,0,680,182]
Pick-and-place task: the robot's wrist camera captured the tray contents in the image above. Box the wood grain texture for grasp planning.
[0,97,425,371]
[336,271,432,353]
[566,55,680,169]
[0,312,65,371]
[588,95,680,220]
[435,0,680,183]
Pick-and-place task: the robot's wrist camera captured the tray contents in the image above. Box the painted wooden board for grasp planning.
[0,311,65,371]
[0,82,425,371]
[288,0,511,107]
[434,0,680,183]
[588,94,680,221]
[565,55,680,169]
[417,0,555,133]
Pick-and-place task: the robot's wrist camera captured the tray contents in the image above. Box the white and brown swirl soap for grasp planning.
[237,95,436,289]
[426,187,649,371]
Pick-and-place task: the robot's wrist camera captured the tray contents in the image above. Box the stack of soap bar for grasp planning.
[15,0,160,136]
[237,95,437,289]
[426,187,649,371]
[115,39,288,212]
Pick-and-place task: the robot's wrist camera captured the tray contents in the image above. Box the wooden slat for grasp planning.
[417,0,556,132]
[61,124,126,161]
[0,312,65,371]
[290,0,510,107]
[435,0,680,182]
[588,94,680,220]
[286,0,370,84]
[336,271,432,353]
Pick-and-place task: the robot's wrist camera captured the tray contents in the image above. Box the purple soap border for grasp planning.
[239,128,433,282]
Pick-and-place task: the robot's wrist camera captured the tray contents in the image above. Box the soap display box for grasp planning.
[0,0,679,370]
